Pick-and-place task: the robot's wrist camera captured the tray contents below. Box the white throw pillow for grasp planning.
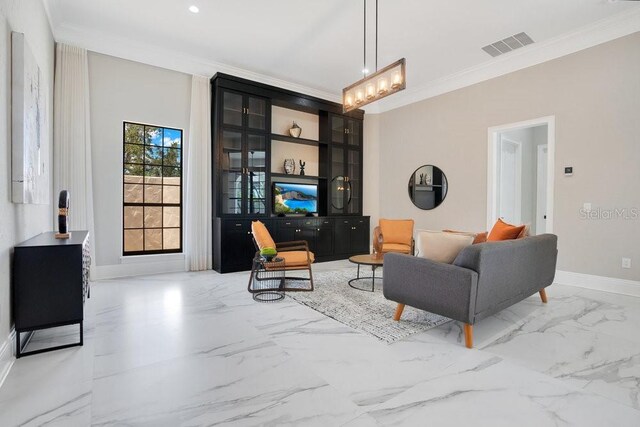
[415,230,474,264]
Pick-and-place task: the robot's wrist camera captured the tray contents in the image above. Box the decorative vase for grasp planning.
[289,121,302,138]
[426,174,432,185]
[284,158,295,174]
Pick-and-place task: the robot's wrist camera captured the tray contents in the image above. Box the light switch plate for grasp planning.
[622,258,631,269]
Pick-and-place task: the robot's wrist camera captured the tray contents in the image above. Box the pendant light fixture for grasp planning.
[343,0,406,112]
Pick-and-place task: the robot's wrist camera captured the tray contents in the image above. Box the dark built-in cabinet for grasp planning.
[212,74,369,273]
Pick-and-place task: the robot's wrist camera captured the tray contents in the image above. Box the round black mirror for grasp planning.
[408,165,448,210]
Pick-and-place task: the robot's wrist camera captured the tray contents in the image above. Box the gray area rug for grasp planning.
[287,269,451,344]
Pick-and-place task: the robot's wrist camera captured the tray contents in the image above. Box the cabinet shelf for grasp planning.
[270,173,327,180]
[271,134,327,147]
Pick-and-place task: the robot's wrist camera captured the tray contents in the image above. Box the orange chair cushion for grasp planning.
[382,243,412,254]
[251,221,276,250]
[379,219,414,246]
[487,219,526,242]
[278,250,315,267]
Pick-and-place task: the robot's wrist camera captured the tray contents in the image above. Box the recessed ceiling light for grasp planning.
[189,5,199,13]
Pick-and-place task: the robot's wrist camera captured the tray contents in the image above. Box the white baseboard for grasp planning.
[554,270,640,298]
[0,330,16,390]
[93,258,186,280]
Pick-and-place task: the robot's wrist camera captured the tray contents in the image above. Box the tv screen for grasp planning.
[273,182,318,214]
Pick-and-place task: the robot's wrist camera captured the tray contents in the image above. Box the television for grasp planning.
[273,182,318,214]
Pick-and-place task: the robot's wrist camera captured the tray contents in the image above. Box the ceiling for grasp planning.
[44,0,640,112]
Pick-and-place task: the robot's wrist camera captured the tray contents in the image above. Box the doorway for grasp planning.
[488,117,555,234]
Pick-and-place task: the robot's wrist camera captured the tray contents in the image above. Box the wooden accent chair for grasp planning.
[251,221,315,291]
[372,219,415,258]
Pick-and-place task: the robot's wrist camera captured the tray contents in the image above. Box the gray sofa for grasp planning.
[383,234,558,348]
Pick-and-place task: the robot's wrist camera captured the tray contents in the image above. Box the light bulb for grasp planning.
[378,78,388,94]
[355,90,364,104]
[366,83,375,99]
[345,93,353,107]
[362,68,369,75]
[188,5,199,13]
[391,71,402,88]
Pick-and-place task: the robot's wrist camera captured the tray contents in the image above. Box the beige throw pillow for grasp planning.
[415,230,474,264]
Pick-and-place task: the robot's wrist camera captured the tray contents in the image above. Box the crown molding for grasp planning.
[46,5,640,115]
[51,23,342,103]
[366,8,640,114]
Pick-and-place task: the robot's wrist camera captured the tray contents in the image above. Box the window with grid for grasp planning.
[123,122,182,255]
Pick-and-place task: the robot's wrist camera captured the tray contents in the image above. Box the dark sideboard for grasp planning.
[12,231,90,358]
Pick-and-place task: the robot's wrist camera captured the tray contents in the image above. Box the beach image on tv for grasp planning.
[274,182,317,214]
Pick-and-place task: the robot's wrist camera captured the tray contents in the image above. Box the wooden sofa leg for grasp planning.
[393,304,405,321]
[464,324,473,349]
[539,289,548,303]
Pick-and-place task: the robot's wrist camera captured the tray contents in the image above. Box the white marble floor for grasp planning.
[1,260,640,426]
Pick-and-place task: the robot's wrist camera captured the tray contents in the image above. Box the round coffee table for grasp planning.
[348,254,384,292]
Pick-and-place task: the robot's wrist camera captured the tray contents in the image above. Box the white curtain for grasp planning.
[53,43,95,266]
[185,75,212,271]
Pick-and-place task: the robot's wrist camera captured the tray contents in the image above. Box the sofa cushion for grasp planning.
[379,219,414,245]
[487,219,525,241]
[415,230,474,264]
[443,229,488,244]
[251,221,276,250]
[517,224,530,239]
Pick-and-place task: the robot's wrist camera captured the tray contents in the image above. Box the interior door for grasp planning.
[497,137,522,224]
[536,144,548,234]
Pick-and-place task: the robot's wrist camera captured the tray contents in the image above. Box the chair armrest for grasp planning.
[383,253,479,324]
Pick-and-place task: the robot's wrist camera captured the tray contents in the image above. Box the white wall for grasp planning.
[374,32,640,281]
[0,0,54,365]
[88,52,191,277]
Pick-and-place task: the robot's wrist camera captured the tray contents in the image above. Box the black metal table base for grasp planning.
[16,321,83,358]
[348,264,383,292]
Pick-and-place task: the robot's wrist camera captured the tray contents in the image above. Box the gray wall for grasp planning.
[88,52,191,267]
[0,0,54,344]
[372,32,640,281]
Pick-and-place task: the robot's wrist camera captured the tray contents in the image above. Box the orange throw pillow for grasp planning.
[473,232,488,244]
[487,219,525,242]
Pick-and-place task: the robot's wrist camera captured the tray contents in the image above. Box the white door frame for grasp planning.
[498,136,523,224]
[487,116,555,232]
[536,144,549,234]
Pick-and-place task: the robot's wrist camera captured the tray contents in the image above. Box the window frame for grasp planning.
[122,121,183,256]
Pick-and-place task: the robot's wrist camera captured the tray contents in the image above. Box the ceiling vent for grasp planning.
[482,32,535,57]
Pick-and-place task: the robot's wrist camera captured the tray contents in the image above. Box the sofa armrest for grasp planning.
[383,253,478,324]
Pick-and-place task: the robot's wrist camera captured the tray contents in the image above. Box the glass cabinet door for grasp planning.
[330,146,346,214]
[246,134,267,214]
[220,130,243,214]
[246,96,267,131]
[346,119,361,148]
[331,115,345,144]
[346,150,361,214]
[222,91,243,127]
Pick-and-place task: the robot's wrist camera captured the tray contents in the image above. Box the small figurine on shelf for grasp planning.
[419,173,425,185]
[284,158,295,175]
[299,160,306,176]
[289,121,302,138]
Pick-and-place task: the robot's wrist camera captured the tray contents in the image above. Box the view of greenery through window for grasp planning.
[123,122,182,255]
